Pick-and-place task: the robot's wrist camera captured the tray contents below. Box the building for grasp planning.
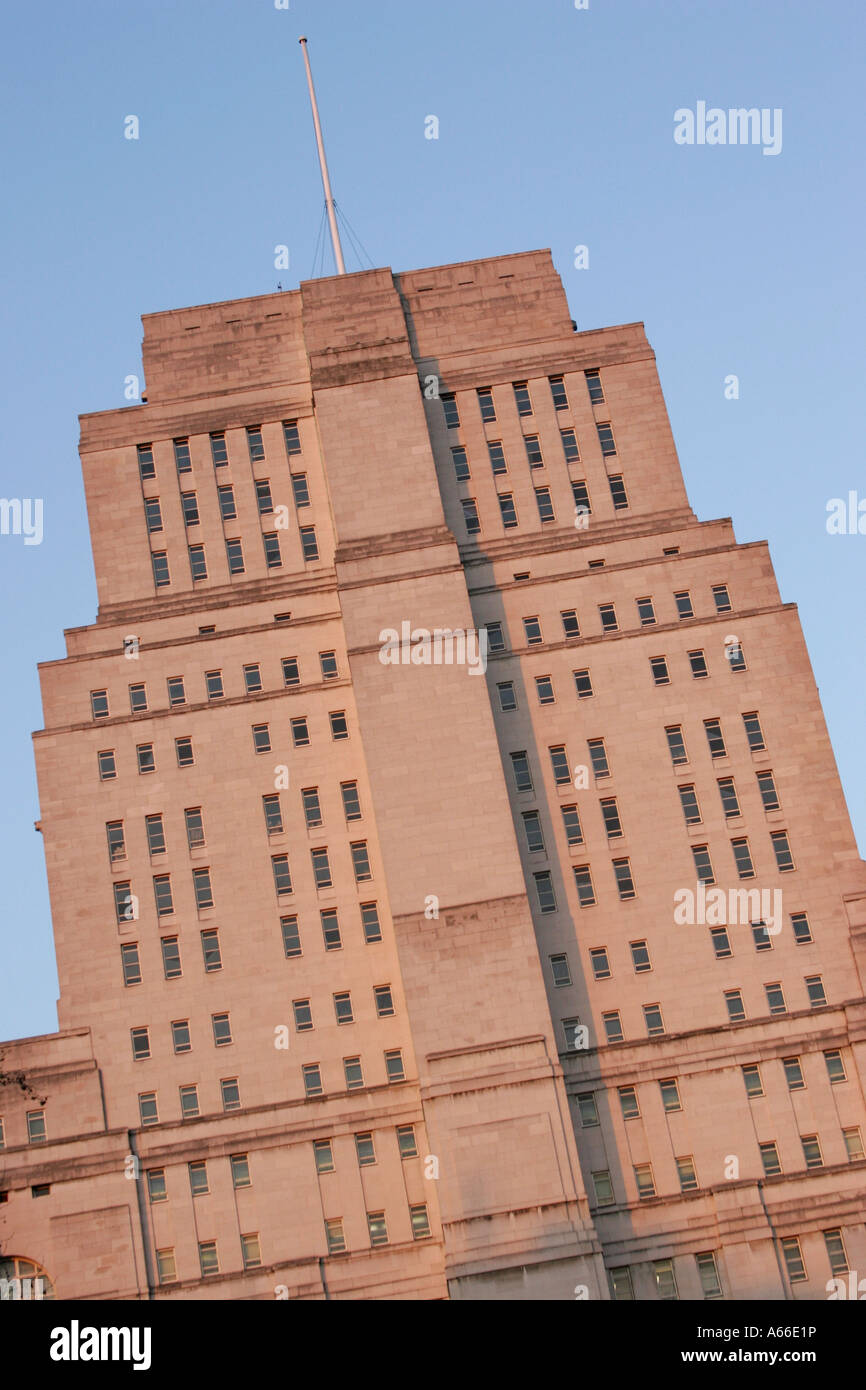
[1,249,865,1301]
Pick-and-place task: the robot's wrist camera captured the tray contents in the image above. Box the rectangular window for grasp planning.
[549,744,571,785]
[630,940,651,972]
[179,1086,199,1119]
[597,423,616,456]
[183,807,204,849]
[120,941,141,986]
[535,486,555,522]
[151,551,170,587]
[106,820,126,863]
[314,1138,335,1173]
[752,921,772,952]
[138,1093,158,1127]
[255,478,273,514]
[217,484,236,520]
[731,838,755,879]
[510,750,533,793]
[188,544,207,581]
[704,718,726,758]
[825,1049,846,1083]
[743,711,766,751]
[171,1020,191,1054]
[283,420,302,455]
[692,844,715,884]
[618,1086,640,1120]
[590,947,611,980]
[361,902,382,944]
[477,387,496,422]
[231,1154,251,1188]
[252,724,271,753]
[175,737,194,767]
[650,656,670,685]
[144,497,163,534]
[783,1056,805,1090]
[801,1134,823,1169]
[461,498,481,535]
[585,368,605,404]
[573,669,593,699]
[137,743,155,774]
[280,657,301,689]
[696,1252,722,1299]
[344,1057,364,1089]
[210,432,228,466]
[291,716,310,747]
[451,445,470,482]
[263,533,282,569]
[181,491,199,527]
[676,1155,699,1191]
[524,435,543,468]
[497,680,517,712]
[367,1212,389,1247]
[592,1171,615,1206]
[192,868,214,910]
[643,1002,664,1036]
[167,675,186,706]
[262,793,284,835]
[160,937,182,980]
[128,683,147,713]
[561,429,580,464]
[137,443,155,480]
[587,737,609,778]
[660,1078,682,1112]
[806,975,827,1008]
[281,915,301,957]
[300,526,319,561]
[674,590,694,619]
[522,810,545,853]
[789,912,812,945]
[311,846,332,889]
[771,830,795,872]
[600,797,622,838]
[131,1026,151,1061]
[549,954,571,987]
[760,1142,782,1177]
[666,726,687,764]
[843,1127,864,1161]
[146,1168,166,1203]
[824,1229,849,1275]
[241,1233,262,1269]
[574,864,596,907]
[712,584,732,613]
[724,989,745,1022]
[351,841,372,882]
[198,1241,219,1277]
[549,375,569,410]
[226,538,245,574]
[325,1219,346,1255]
[244,662,263,693]
[513,381,532,416]
[114,882,134,924]
[765,982,787,1015]
[205,670,224,700]
[710,927,732,959]
[718,777,741,818]
[302,787,323,829]
[384,1050,405,1083]
[153,874,174,917]
[484,620,505,652]
[634,1164,656,1200]
[533,871,556,914]
[373,984,394,1018]
[561,608,580,639]
[602,1011,623,1043]
[487,440,507,475]
[498,493,518,529]
[728,642,747,671]
[441,393,460,428]
[598,603,618,633]
[321,908,342,950]
[608,475,629,510]
[271,855,293,896]
[353,1132,375,1167]
[293,999,313,1032]
[689,649,708,678]
[289,473,310,509]
[636,596,656,626]
[212,1013,232,1046]
[201,929,221,972]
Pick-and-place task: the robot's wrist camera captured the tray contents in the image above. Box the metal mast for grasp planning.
[299,36,346,275]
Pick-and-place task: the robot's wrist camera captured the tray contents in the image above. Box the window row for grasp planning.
[685,830,797,882]
[90,653,338,721]
[665,711,768,765]
[482,589,734,654]
[150,527,320,587]
[530,857,636,915]
[742,1049,851,1096]
[131,1013,233,1060]
[609,1251,723,1301]
[143,472,311,534]
[97,711,349,780]
[461,472,627,535]
[441,370,607,432]
[136,422,302,483]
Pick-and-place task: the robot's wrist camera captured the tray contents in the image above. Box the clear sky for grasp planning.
[1,0,863,1041]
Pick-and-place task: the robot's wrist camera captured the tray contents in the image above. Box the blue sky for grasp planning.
[1,0,863,1040]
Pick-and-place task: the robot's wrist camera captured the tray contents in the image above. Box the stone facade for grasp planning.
[1,249,864,1301]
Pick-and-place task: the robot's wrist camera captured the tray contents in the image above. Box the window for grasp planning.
[351,842,372,882]
[397,1126,418,1159]
[718,778,740,818]
[577,1092,599,1126]
[643,1002,664,1036]
[137,743,155,774]
[459,497,481,535]
[167,675,186,706]
[806,975,827,1008]
[613,858,635,899]
[598,603,618,633]
[665,726,687,765]
[825,1049,846,1084]
[634,1164,656,1200]
[311,847,333,889]
[587,737,609,778]
[283,420,302,455]
[688,650,708,678]
[610,1267,634,1301]
[138,1093,158,1127]
[217,484,236,520]
[175,737,194,767]
[303,1064,323,1097]
[608,475,629,510]
[561,429,580,464]
[752,922,772,951]
[153,875,174,917]
[710,927,732,958]
[293,999,313,1032]
[361,903,382,944]
[252,724,271,753]
[282,656,300,687]
[485,441,507,478]
[618,1086,640,1120]
[724,990,745,1022]
[344,1057,364,1089]
[205,670,224,701]
[243,662,263,694]
[210,431,228,466]
[120,941,141,986]
[700,722,726,764]
[106,820,126,863]
[498,493,518,529]
[263,533,282,569]
[230,1156,250,1189]
[440,392,459,428]
[126,685,148,717]
[179,1085,200,1119]
[281,915,301,957]
[302,788,323,829]
[561,609,581,640]
[590,947,611,980]
[314,1138,335,1173]
[550,954,572,987]
[674,590,694,619]
[137,443,155,480]
[373,984,394,1018]
[533,873,557,914]
[300,526,319,561]
[760,1141,782,1177]
[771,831,795,872]
[485,621,505,651]
[573,669,593,699]
[731,838,755,879]
[451,445,470,482]
[596,423,616,456]
[330,711,348,740]
[226,538,245,574]
[131,1026,150,1061]
[783,1057,804,1090]
[524,435,543,468]
[170,1020,191,1055]
[193,867,214,909]
[824,1229,849,1275]
[240,1233,262,1269]
[584,368,604,404]
[743,711,766,751]
[477,387,496,422]
[325,1219,346,1255]
[271,855,293,896]
[696,1252,722,1299]
[843,1127,864,1161]
[588,559,605,569]
[188,544,207,581]
[255,478,273,514]
[144,497,163,533]
[292,716,310,746]
[743,1063,763,1097]
[198,1241,219,1277]
[406,1203,431,1241]
[114,882,134,924]
[291,473,310,508]
[728,642,747,672]
[575,861,594,906]
[151,551,170,587]
[549,745,571,785]
[602,1011,623,1043]
[791,912,812,944]
[623,943,649,979]
[510,751,533,793]
[692,844,715,884]
[636,596,656,626]
[497,681,517,712]
[321,909,342,951]
[351,1132,375,1167]
[180,491,199,527]
[557,808,581,850]
[801,1134,823,1169]
[678,785,702,825]
[592,1171,615,1206]
[522,811,545,853]
[367,1212,389,1248]
[146,1169,166,1204]
[184,807,205,849]
[650,656,670,685]
[548,374,569,410]
[535,486,555,522]
[201,930,221,972]
[211,1013,232,1047]
[513,381,532,416]
[676,1156,699,1191]
[712,584,732,613]
[765,982,787,1015]
[535,675,555,705]
[160,937,182,980]
[156,1250,176,1284]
